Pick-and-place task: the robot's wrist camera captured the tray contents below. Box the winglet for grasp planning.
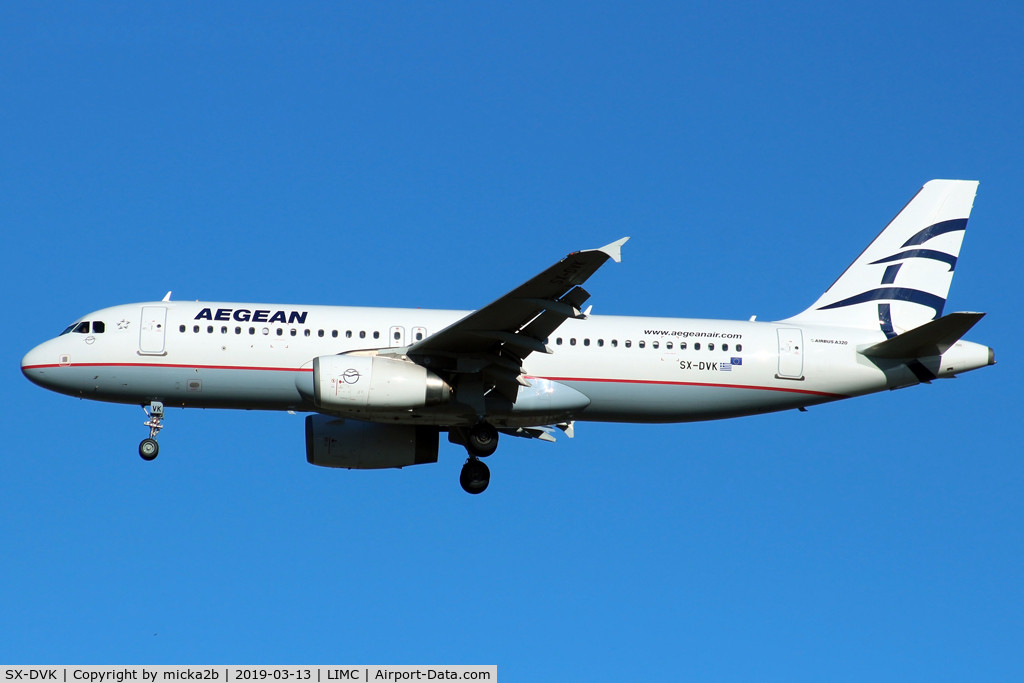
[596,236,630,263]
[162,291,172,301]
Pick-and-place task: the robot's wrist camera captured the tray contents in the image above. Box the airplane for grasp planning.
[21,179,994,494]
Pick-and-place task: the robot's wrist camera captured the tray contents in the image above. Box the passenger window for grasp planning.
[557,338,563,345]
[625,340,632,348]
[394,331,401,340]
[92,321,105,333]
[221,326,228,334]
[276,328,283,336]
[584,338,590,346]
[74,322,90,334]
[373,331,380,339]
[666,342,672,349]
[694,342,701,350]
[359,331,366,339]
[304,329,310,337]
[570,338,576,346]
[290,329,297,336]
[179,325,186,333]
[249,327,255,335]
[262,327,269,335]
[415,332,423,341]
[722,343,728,352]
[346,331,352,338]
[318,330,324,337]
[333,330,338,338]
[680,342,687,350]
[194,325,200,333]
[709,343,715,351]
[236,327,242,334]
[207,325,213,333]
[612,340,618,347]
[598,339,604,347]
[736,344,743,352]
[639,340,646,349]
[652,341,659,349]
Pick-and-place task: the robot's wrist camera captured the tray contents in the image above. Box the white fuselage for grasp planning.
[20,300,993,428]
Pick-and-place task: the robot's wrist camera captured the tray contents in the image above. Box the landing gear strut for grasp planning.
[139,401,164,461]
[460,458,490,494]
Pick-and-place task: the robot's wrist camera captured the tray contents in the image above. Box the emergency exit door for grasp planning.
[776,328,804,379]
[389,326,405,348]
[140,306,168,355]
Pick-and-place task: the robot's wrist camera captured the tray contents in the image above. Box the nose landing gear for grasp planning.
[139,401,164,461]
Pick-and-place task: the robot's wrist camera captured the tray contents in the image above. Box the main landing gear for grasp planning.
[458,422,499,494]
[139,401,164,461]
[467,421,499,457]
[460,458,491,495]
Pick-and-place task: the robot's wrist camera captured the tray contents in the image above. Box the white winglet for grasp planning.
[597,236,630,263]
[162,291,172,301]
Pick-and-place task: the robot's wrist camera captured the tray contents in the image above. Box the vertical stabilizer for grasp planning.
[784,179,979,334]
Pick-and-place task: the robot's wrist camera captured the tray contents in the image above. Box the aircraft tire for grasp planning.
[139,438,159,461]
[460,459,490,495]
[467,422,499,457]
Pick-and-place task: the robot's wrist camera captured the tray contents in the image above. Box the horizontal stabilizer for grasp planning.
[860,312,985,359]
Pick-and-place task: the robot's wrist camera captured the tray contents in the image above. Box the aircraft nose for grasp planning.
[21,341,54,385]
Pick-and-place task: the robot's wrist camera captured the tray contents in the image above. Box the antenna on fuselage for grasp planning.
[162,291,172,301]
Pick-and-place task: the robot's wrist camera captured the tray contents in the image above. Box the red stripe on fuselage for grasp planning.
[21,364,846,398]
[528,375,846,398]
[22,362,314,372]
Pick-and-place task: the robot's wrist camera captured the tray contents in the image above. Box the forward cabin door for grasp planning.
[139,306,168,355]
[389,326,405,348]
[776,328,804,379]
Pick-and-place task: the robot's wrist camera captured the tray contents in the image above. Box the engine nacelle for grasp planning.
[313,354,450,410]
[305,414,439,469]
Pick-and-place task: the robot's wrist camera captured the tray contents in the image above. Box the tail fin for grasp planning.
[784,179,979,334]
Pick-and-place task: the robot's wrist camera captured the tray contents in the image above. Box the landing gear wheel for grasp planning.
[467,422,499,457]
[139,438,159,461]
[460,458,490,495]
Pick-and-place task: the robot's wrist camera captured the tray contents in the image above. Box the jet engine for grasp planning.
[313,354,450,410]
[305,414,439,469]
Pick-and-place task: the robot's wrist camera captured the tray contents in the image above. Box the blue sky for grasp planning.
[1,1,1022,679]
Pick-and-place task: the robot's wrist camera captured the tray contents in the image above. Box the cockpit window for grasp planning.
[60,324,76,336]
[73,322,90,334]
[92,321,105,333]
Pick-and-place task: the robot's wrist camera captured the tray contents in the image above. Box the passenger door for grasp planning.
[139,306,168,355]
[776,328,804,379]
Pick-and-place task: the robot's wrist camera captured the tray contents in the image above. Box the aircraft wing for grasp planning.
[407,237,628,407]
